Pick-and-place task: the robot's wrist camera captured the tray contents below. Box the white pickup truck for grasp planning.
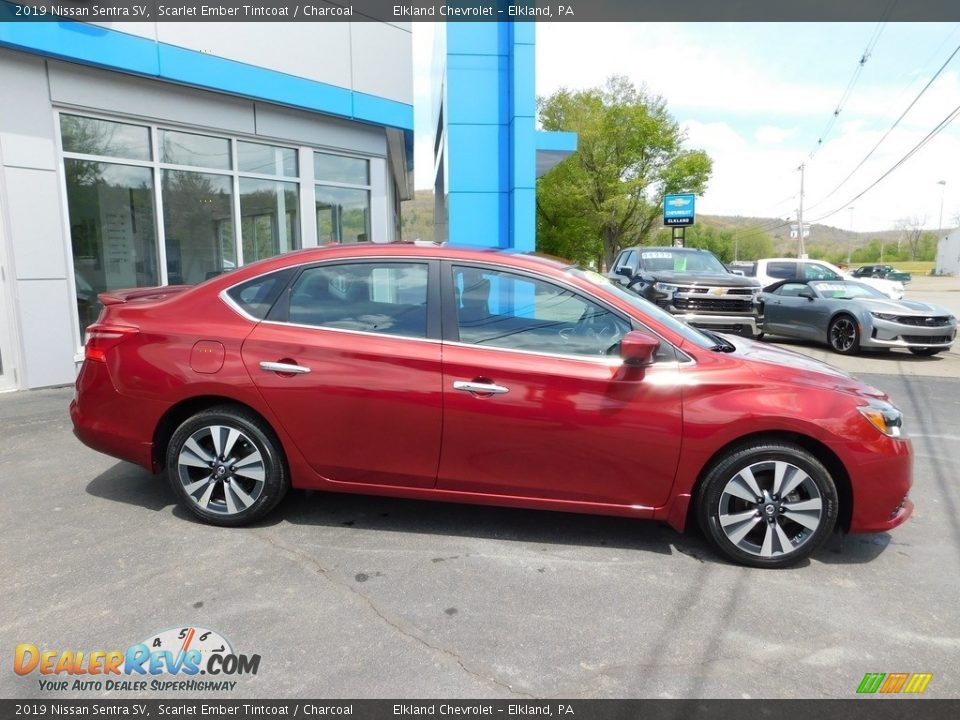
[746,258,905,299]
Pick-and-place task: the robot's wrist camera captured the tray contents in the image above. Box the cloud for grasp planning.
[756,126,798,144]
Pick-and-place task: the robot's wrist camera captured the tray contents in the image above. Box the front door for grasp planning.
[437,263,683,509]
[241,260,442,488]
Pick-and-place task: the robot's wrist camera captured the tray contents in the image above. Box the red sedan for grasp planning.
[70,244,913,568]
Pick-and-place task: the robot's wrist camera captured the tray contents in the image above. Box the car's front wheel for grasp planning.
[828,314,860,354]
[696,442,838,568]
[166,405,289,526]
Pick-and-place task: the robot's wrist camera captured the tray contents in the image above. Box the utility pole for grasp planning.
[797,163,806,258]
[938,180,947,238]
[847,206,854,264]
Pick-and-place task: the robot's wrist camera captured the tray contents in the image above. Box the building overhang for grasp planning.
[535,130,577,177]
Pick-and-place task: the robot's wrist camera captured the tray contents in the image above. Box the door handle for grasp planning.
[453,380,509,395]
[260,361,311,375]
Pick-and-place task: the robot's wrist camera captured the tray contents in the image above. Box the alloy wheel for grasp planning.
[829,317,857,353]
[176,424,266,516]
[717,460,824,559]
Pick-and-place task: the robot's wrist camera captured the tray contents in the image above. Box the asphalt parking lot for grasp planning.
[2,277,959,700]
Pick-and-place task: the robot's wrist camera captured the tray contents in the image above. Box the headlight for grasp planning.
[653,282,678,295]
[858,399,903,438]
[871,312,898,321]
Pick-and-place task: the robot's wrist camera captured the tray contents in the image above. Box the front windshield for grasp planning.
[572,269,717,350]
[811,281,887,300]
[638,249,728,274]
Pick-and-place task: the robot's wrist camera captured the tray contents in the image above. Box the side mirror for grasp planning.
[620,330,660,367]
[798,288,815,300]
[616,266,634,279]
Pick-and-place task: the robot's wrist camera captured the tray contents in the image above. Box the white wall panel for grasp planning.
[48,61,257,135]
[16,279,77,388]
[350,23,413,104]
[0,50,57,171]
[156,22,353,91]
[4,168,67,280]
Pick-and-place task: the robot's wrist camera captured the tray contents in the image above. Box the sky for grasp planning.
[411,22,960,233]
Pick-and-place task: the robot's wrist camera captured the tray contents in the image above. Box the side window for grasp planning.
[775,283,809,297]
[802,262,841,281]
[225,269,294,320]
[287,262,428,338]
[767,262,798,279]
[451,266,630,357]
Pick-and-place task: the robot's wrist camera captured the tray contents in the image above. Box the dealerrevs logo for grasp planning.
[14,627,260,692]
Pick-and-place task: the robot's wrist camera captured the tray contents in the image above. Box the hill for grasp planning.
[402,191,915,255]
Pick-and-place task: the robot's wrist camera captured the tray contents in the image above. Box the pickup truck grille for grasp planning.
[674,297,754,313]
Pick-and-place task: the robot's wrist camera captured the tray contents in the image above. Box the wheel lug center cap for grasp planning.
[215,465,227,477]
[764,503,776,516]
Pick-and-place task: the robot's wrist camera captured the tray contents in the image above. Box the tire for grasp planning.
[166,405,289,526]
[696,442,838,568]
[828,314,860,355]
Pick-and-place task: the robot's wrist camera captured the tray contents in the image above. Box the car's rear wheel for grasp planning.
[696,442,838,568]
[166,406,288,526]
[909,347,940,356]
[828,314,860,354]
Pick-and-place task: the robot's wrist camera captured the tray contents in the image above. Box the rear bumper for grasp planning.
[70,361,167,471]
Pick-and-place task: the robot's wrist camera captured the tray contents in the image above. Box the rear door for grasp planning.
[241,259,443,488]
[436,262,683,509]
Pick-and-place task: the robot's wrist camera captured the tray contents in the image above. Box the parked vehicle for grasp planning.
[71,244,913,568]
[763,279,956,355]
[851,264,912,284]
[747,258,905,299]
[608,246,764,338]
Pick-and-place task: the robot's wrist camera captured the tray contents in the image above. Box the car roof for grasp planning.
[206,242,577,288]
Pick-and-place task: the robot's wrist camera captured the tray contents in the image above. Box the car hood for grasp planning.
[646,271,760,288]
[850,298,953,316]
[719,335,886,398]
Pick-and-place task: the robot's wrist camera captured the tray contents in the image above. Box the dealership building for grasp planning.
[0,19,572,391]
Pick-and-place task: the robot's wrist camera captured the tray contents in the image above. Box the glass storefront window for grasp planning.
[315,152,369,185]
[60,115,151,161]
[316,186,370,244]
[64,160,158,337]
[160,130,232,170]
[240,178,300,263]
[238,142,298,177]
[162,170,234,284]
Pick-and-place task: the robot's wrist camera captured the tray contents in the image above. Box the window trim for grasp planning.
[440,260,682,365]
[226,257,441,342]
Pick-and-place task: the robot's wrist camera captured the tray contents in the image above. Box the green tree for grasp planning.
[536,76,712,269]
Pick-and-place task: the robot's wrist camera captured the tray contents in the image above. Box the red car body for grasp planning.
[70,244,913,564]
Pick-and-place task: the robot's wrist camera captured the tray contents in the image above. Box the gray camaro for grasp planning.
[762,279,957,355]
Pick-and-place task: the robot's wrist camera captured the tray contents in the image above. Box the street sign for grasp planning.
[664,193,696,227]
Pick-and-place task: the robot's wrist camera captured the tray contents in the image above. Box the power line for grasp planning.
[808,100,960,224]
[805,41,960,213]
[805,7,896,161]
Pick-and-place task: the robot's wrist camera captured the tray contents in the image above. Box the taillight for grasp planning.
[84,324,139,362]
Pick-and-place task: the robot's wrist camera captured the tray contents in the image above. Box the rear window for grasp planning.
[225,269,294,320]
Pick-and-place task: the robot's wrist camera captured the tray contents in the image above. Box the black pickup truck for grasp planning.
[608,246,764,338]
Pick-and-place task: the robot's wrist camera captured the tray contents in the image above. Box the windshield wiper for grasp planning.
[700,328,737,352]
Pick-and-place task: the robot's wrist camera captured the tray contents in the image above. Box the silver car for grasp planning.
[762,279,957,355]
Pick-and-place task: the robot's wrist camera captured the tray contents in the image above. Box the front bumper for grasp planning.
[862,318,957,349]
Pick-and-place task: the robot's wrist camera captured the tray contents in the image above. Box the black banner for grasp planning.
[3,0,960,23]
[2,700,960,720]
